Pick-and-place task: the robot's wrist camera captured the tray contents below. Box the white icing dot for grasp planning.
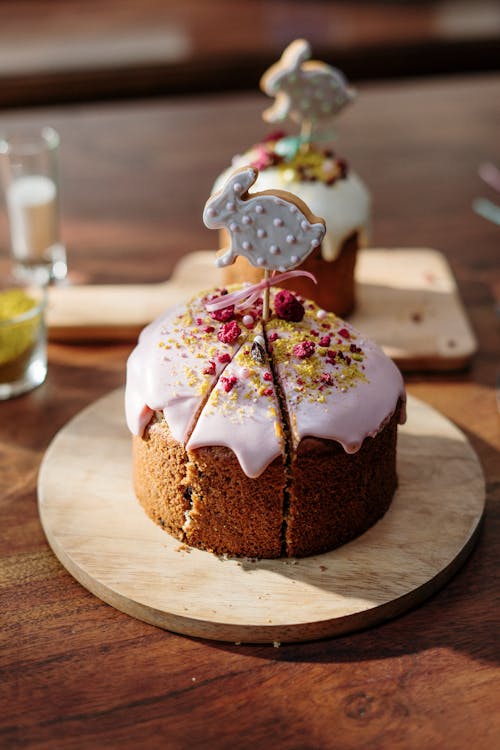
[301,220,308,231]
[310,238,320,248]
[233,182,242,194]
[269,245,280,255]
[255,204,264,214]
[256,228,267,239]
[286,234,295,244]
[289,204,298,213]
[242,315,254,328]
[225,201,235,211]
[242,215,252,225]
[290,255,298,264]
[206,207,216,217]
[242,241,253,251]
[256,257,265,265]
[278,266,286,272]
[273,217,284,227]
[229,222,239,232]
[317,309,327,320]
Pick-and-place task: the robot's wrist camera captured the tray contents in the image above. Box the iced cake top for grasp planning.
[125,286,405,478]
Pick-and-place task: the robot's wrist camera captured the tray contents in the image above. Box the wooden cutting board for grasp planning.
[38,390,485,644]
[47,248,477,371]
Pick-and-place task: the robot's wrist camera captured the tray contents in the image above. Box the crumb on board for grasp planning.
[273,641,281,648]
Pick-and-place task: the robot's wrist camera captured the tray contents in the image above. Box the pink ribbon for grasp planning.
[205,270,317,313]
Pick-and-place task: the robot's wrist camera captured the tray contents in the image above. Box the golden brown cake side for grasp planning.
[285,407,400,558]
[132,407,400,559]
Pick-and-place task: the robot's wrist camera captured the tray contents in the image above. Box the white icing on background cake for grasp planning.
[214,162,371,262]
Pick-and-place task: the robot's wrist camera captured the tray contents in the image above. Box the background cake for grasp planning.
[125,286,405,558]
[213,39,371,316]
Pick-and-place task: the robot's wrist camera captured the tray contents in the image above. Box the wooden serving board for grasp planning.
[38,390,485,644]
[47,248,477,371]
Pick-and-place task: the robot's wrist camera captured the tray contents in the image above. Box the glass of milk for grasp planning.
[0,126,67,284]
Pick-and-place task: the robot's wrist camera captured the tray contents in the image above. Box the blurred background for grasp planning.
[0,0,499,108]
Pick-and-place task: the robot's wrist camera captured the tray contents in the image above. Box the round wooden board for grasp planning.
[38,390,485,644]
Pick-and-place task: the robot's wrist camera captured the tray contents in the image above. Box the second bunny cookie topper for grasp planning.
[261,39,355,129]
[203,166,326,272]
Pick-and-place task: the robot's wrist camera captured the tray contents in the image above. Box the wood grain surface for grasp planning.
[1,75,499,749]
[38,391,485,643]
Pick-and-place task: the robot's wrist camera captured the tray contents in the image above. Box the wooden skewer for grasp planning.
[262,269,270,321]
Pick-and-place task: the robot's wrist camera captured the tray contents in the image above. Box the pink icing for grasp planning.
[187,323,284,478]
[265,303,406,454]
[125,288,406,477]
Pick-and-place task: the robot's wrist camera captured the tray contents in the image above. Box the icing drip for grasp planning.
[125,287,406,478]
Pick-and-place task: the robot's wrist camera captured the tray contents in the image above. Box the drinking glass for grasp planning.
[0,126,67,284]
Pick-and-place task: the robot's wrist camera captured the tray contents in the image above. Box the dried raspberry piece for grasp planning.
[203,360,216,375]
[293,340,316,359]
[210,304,235,323]
[218,353,231,364]
[217,321,241,344]
[196,317,204,326]
[274,290,305,322]
[319,335,331,347]
[268,332,279,342]
[263,372,273,382]
[326,350,337,362]
[203,325,215,334]
[321,372,334,386]
[221,375,238,393]
[262,387,273,397]
[338,327,350,339]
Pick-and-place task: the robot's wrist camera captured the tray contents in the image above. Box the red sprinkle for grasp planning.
[338,327,350,339]
[203,325,215,334]
[217,321,241,344]
[203,360,216,375]
[268,332,279,342]
[263,372,273,382]
[319,335,331,347]
[196,317,204,325]
[293,340,316,359]
[321,323,331,329]
[221,375,238,393]
[274,290,305,322]
[218,353,231,364]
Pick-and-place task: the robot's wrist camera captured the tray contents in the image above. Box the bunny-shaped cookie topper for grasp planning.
[260,39,355,129]
[203,166,325,272]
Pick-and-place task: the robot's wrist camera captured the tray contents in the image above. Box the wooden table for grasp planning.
[1,0,499,107]
[1,75,499,749]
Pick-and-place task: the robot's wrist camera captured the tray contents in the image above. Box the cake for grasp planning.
[212,39,370,317]
[125,286,405,558]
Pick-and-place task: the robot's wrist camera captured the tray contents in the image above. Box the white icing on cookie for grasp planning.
[261,39,355,126]
[204,166,325,272]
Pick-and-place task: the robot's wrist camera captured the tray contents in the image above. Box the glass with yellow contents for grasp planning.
[0,278,47,399]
